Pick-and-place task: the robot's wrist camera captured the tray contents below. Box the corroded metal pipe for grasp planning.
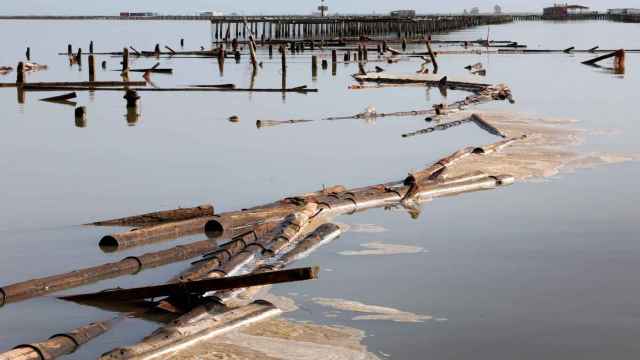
[0,239,218,306]
[90,204,214,227]
[0,318,118,360]
[100,301,281,360]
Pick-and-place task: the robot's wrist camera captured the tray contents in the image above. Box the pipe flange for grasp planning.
[122,256,144,274]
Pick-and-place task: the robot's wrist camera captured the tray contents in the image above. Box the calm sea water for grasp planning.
[0,19,639,359]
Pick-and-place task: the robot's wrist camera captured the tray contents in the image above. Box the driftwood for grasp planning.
[90,204,214,227]
[23,62,48,72]
[425,41,438,73]
[60,267,318,304]
[0,318,119,360]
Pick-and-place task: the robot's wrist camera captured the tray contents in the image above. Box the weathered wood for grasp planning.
[39,92,77,103]
[61,267,318,304]
[15,62,24,85]
[426,40,438,73]
[0,318,118,360]
[582,49,625,65]
[91,204,214,227]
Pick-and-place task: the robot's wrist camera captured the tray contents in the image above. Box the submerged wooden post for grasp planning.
[88,54,96,82]
[122,48,129,73]
[280,45,287,74]
[311,55,318,78]
[15,62,24,85]
[123,90,140,108]
[76,48,82,66]
[75,107,87,128]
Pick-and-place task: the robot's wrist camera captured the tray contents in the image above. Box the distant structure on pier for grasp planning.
[494,5,502,14]
[390,10,416,18]
[470,7,480,15]
[316,0,328,17]
[543,4,590,19]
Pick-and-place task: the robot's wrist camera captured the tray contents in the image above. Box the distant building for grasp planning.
[543,4,590,18]
[494,5,502,14]
[608,8,640,15]
[390,10,417,18]
[470,7,480,15]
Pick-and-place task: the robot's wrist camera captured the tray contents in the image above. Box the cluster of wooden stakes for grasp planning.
[0,31,631,359]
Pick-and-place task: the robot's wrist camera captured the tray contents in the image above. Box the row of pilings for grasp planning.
[210,15,514,42]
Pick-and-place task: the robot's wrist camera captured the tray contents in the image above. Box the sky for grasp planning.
[1,1,638,15]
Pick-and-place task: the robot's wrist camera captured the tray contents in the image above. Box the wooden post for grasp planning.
[76,48,82,67]
[331,49,337,64]
[89,40,94,54]
[426,40,438,74]
[101,60,107,69]
[16,62,24,85]
[75,107,87,128]
[280,45,287,74]
[122,48,129,73]
[311,55,318,78]
[154,44,160,57]
[123,89,140,108]
[269,43,273,58]
[88,54,96,82]
[180,38,185,47]
[67,44,72,56]
[402,37,407,51]
[26,47,31,61]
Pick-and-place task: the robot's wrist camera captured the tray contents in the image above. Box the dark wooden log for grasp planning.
[128,47,141,56]
[90,204,214,227]
[61,267,318,304]
[0,318,118,360]
[563,46,575,53]
[5,81,146,88]
[164,46,177,55]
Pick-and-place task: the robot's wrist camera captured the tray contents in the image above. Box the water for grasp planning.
[0,20,639,359]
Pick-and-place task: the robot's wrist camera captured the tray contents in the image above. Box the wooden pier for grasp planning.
[208,15,514,41]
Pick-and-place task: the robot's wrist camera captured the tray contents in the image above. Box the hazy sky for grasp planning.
[1,1,637,15]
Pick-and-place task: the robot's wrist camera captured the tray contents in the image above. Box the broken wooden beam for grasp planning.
[39,92,77,103]
[0,318,119,360]
[582,49,625,65]
[60,267,318,304]
[90,204,214,227]
[426,40,438,74]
